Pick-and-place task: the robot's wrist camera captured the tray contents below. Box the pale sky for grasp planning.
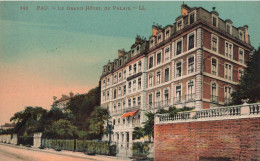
[0,1,259,126]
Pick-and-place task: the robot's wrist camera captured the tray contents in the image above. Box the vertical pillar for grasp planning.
[129,131,133,143]
[196,28,203,110]
[141,57,147,124]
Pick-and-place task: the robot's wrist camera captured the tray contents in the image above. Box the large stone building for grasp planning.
[100,4,253,144]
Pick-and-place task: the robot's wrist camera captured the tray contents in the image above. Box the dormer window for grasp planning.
[177,20,183,31]
[158,34,162,43]
[150,37,155,48]
[239,30,244,41]
[165,29,170,38]
[137,46,140,51]
[212,15,218,27]
[226,23,232,34]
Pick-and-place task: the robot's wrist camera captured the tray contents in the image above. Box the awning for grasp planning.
[121,110,139,118]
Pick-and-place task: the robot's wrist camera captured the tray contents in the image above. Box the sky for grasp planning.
[0,1,259,126]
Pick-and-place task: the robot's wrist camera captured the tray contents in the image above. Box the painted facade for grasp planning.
[100,4,253,144]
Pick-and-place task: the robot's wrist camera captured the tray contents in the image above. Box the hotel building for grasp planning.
[100,4,253,144]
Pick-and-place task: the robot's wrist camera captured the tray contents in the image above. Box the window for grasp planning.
[212,58,217,76]
[239,69,244,79]
[113,89,117,99]
[149,56,153,69]
[165,68,169,82]
[225,63,232,80]
[156,71,161,85]
[225,41,233,59]
[118,87,121,96]
[133,64,137,74]
[166,29,170,38]
[164,89,169,105]
[133,98,136,106]
[188,56,194,74]
[211,35,218,52]
[150,38,155,48]
[114,75,117,84]
[123,118,125,124]
[128,99,131,107]
[239,48,244,63]
[187,81,195,101]
[102,92,105,101]
[176,61,182,77]
[148,93,153,108]
[211,82,218,103]
[149,74,153,87]
[107,78,110,86]
[129,65,132,76]
[107,91,110,99]
[123,70,126,79]
[224,86,232,104]
[188,34,195,50]
[123,101,125,108]
[158,34,162,43]
[157,52,161,65]
[226,24,232,34]
[156,91,161,103]
[103,80,106,87]
[119,73,122,81]
[123,85,126,95]
[118,102,121,109]
[136,46,139,51]
[118,118,120,125]
[165,47,170,61]
[138,96,141,106]
[128,82,131,93]
[177,20,183,31]
[239,30,244,41]
[138,61,142,72]
[133,80,136,91]
[176,85,182,103]
[212,15,218,27]
[108,65,111,72]
[138,78,141,90]
[189,12,195,24]
[177,40,182,55]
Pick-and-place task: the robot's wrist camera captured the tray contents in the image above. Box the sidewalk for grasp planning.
[0,143,130,161]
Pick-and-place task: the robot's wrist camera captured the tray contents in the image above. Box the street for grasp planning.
[0,144,125,161]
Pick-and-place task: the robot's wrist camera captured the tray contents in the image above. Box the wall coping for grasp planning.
[155,103,260,124]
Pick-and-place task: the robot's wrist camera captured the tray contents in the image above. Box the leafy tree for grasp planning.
[43,119,78,139]
[10,106,47,136]
[133,106,194,141]
[86,106,109,140]
[232,46,260,104]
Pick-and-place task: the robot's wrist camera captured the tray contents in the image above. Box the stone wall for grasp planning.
[154,104,260,161]
[0,134,17,145]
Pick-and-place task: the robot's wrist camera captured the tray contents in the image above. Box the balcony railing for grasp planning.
[123,106,140,113]
[185,93,195,103]
[211,95,219,104]
[155,103,260,124]
[148,100,170,110]
[239,59,244,63]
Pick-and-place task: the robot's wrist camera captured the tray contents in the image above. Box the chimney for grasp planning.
[118,50,125,57]
[244,25,249,44]
[181,3,190,16]
[152,25,159,36]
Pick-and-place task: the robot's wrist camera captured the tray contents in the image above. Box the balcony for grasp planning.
[173,96,182,104]
[148,100,170,110]
[185,93,195,103]
[123,105,140,113]
[210,95,219,104]
[239,59,244,63]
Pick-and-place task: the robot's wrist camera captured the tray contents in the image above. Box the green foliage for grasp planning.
[43,119,78,139]
[87,106,109,140]
[133,106,194,141]
[10,106,47,136]
[232,47,260,104]
[132,142,150,157]
[133,127,144,140]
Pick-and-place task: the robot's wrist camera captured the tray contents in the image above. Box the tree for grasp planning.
[133,106,194,141]
[232,47,260,104]
[10,106,47,136]
[43,119,78,139]
[86,106,109,140]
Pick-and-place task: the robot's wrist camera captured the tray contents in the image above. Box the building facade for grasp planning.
[100,4,253,144]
